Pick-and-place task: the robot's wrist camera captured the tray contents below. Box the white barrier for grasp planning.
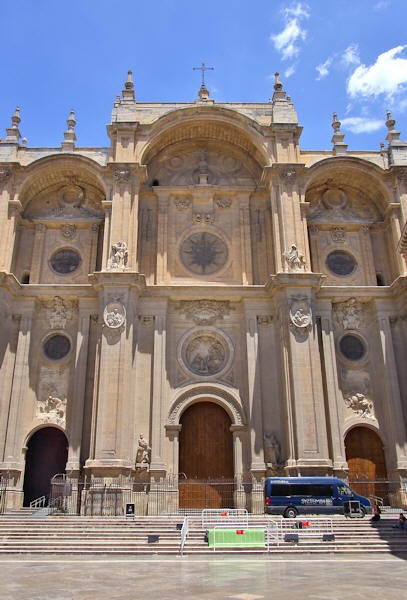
[279,517,335,543]
[201,508,249,528]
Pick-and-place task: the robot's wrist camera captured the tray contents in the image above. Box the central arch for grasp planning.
[179,401,233,508]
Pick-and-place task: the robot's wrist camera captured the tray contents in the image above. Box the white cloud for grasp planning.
[340,117,383,134]
[316,57,332,80]
[341,44,360,68]
[270,2,310,61]
[347,46,407,99]
[284,64,296,78]
[373,1,391,10]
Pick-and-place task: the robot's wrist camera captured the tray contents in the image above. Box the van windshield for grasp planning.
[337,484,353,496]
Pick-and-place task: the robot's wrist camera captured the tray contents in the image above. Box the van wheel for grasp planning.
[284,507,297,519]
[359,507,366,518]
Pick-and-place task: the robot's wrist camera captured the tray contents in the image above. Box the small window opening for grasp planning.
[21,271,30,284]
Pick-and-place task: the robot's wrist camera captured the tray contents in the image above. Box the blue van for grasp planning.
[265,477,372,518]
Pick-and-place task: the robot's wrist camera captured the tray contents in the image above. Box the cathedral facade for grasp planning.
[1,72,407,513]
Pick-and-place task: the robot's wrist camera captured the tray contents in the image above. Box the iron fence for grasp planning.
[49,474,263,516]
[0,474,8,515]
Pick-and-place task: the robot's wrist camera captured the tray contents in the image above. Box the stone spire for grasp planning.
[61,109,77,151]
[331,112,348,155]
[272,72,286,102]
[121,70,135,103]
[4,107,22,143]
[385,110,401,145]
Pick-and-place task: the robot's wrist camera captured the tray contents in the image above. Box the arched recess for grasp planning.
[23,427,68,506]
[167,385,246,509]
[345,426,388,501]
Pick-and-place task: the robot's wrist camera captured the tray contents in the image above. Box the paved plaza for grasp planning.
[1,554,407,599]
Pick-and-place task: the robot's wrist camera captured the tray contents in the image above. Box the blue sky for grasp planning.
[1,0,406,151]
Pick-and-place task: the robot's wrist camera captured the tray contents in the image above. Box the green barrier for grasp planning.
[208,528,265,548]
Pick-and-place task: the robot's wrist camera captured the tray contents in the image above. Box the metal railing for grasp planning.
[29,496,48,509]
[279,517,335,543]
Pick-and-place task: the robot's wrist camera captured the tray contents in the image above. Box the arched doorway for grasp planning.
[23,427,68,506]
[179,401,233,508]
[345,426,388,501]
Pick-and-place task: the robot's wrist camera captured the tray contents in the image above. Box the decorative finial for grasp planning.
[4,106,22,143]
[274,72,283,92]
[385,110,401,145]
[61,109,76,151]
[122,70,135,103]
[331,112,348,155]
[125,70,134,90]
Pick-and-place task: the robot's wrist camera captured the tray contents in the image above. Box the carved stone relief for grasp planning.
[103,301,126,329]
[330,226,346,243]
[333,298,364,330]
[344,392,375,418]
[37,367,68,427]
[180,300,230,325]
[289,297,312,338]
[308,187,380,223]
[136,434,151,470]
[46,296,74,330]
[60,224,77,240]
[179,327,233,378]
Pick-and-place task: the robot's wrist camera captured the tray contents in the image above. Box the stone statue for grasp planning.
[283,244,306,272]
[136,434,151,465]
[264,432,282,468]
[108,240,128,270]
[345,393,374,417]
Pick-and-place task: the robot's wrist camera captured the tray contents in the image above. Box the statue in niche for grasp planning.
[344,393,374,418]
[283,244,306,272]
[264,433,282,468]
[136,434,151,466]
[108,240,128,270]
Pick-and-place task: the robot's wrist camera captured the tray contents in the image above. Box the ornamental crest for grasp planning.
[181,300,230,325]
[103,301,126,329]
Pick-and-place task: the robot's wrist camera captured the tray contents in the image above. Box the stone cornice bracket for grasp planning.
[265,272,326,296]
[88,271,146,293]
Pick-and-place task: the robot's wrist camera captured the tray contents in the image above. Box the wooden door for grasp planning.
[179,401,233,508]
[345,426,388,501]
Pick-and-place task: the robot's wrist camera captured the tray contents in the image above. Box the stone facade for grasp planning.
[1,72,407,512]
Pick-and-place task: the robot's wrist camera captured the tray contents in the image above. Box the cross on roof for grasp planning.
[193,61,214,87]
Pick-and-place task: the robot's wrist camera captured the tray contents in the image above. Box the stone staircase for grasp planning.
[0,512,406,555]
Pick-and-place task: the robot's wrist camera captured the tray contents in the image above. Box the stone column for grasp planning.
[239,195,253,285]
[376,307,407,473]
[268,273,331,474]
[0,308,19,465]
[244,304,265,474]
[263,165,308,275]
[149,300,168,476]
[317,301,348,474]
[0,169,17,271]
[156,192,169,284]
[65,305,92,474]
[3,311,32,471]
[231,424,246,509]
[85,272,145,476]
[30,223,47,283]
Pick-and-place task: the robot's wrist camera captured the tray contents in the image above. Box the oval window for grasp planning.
[43,334,71,360]
[50,249,80,274]
[339,334,365,361]
[326,251,356,276]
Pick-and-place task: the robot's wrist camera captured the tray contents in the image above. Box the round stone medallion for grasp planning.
[179,328,233,377]
[180,232,228,275]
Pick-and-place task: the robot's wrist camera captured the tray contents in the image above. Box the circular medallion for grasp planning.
[179,328,233,377]
[103,301,126,329]
[180,232,228,275]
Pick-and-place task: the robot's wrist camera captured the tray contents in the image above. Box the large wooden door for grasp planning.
[179,401,233,508]
[345,426,388,501]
